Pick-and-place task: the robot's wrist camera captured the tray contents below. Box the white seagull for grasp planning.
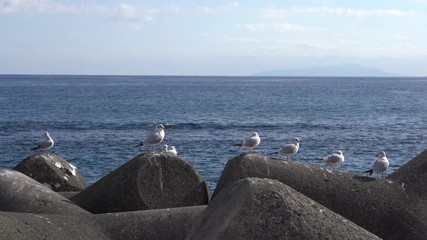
[275,137,302,160]
[163,144,178,156]
[136,124,165,150]
[32,131,54,153]
[321,150,345,171]
[235,132,261,153]
[364,151,390,179]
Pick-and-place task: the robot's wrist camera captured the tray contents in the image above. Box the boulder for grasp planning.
[187,178,379,240]
[71,152,210,213]
[58,191,80,199]
[0,169,90,216]
[96,206,206,240]
[213,153,427,240]
[388,149,427,198]
[0,212,109,240]
[14,153,86,192]
[0,205,206,240]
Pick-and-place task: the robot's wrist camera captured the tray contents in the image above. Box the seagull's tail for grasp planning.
[270,152,279,155]
[363,169,373,176]
[234,143,242,147]
[136,142,144,147]
[31,145,40,150]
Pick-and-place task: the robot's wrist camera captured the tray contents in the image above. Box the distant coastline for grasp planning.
[252,64,404,77]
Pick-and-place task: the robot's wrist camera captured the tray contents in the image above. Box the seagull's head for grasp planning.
[156,124,165,130]
[376,151,386,158]
[44,131,50,137]
[334,150,343,156]
[252,132,259,137]
[293,137,302,144]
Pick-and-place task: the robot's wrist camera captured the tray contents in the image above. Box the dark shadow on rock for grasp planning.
[352,175,378,183]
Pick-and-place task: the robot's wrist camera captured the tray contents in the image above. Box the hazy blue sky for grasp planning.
[1,0,426,76]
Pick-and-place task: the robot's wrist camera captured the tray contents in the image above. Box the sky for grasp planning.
[0,0,426,76]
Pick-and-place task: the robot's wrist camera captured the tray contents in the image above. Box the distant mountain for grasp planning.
[252,64,400,77]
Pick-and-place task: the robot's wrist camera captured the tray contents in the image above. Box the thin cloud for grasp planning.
[198,2,239,14]
[262,6,407,18]
[0,0,83,14]
[163,4,184,14]
[396,34,410,41]
[0,0,159,22]
[235,22,304,32]
[109,3,158,21]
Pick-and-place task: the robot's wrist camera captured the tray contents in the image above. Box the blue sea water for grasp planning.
[1,75,426,190]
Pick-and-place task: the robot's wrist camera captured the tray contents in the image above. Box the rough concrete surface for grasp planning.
[71,152,210,213]
[187,177,380,240]
[95,205,206,240]
[14,153,86,191]
[0,212,109,240]
[0,169,90,216]
[213,153,427,240]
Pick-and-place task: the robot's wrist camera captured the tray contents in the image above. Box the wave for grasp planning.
[0,120,356,133]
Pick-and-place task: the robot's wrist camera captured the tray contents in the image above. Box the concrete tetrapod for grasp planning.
[212,153,427,240]
[71,152,210,213]
[14,153,86,192]
[0,206,206,240]
[0,212,109,240]
[187,177,379,240]
[0,169,89,216]
[0,165,207,240]
[95,206,206,240]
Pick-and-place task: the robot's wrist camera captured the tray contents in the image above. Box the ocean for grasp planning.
[1,75,426,190]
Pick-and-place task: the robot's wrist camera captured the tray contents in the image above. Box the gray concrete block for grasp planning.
[0,169,90,216]
[0,212,109,240]
[188,177,380,240]
[213,153,427,239]
[71,152,210,213]
[95,206,206,240]
[14,153,86,191]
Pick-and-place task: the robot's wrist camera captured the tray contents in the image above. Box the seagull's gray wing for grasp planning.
[372,158,389,173]
[324,154,342,164]
[143,131,163,145]
[280,144,297,155]
[243,136,260,148]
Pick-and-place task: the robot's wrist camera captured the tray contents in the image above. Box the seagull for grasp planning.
[136,124,165,150]
[32,131,54,153]
[364,151,390,179]
[321,150,344,171]
[235,132,261,153]
[275,137,302,160]
[163,144,177,156]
